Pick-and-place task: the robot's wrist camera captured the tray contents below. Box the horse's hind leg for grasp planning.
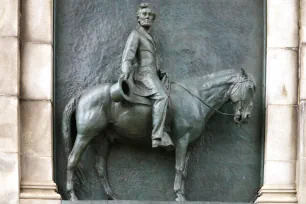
[95,137,118,200]
[66,133,96,200]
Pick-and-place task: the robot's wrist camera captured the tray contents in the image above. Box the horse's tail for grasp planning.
[62,92,82,158]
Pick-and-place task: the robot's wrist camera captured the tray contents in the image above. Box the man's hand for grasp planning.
[121,72,130,80]
[121,61,131,80]
[157,69,166,80]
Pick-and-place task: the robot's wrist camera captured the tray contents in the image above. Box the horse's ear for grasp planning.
[241,68,248,79]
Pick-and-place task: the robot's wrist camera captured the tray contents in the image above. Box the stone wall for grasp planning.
[255,0,299,203]
[0,0,304,203]
[0,0,60,203]
[297,1,306,204]
[0,0,20,204]
[19,0,60,203]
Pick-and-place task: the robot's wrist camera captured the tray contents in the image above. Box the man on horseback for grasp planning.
[120,3,174,150]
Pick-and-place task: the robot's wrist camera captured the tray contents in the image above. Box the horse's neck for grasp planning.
[196,72,238,109]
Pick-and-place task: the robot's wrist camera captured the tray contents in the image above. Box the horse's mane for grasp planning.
[180,69,238,87]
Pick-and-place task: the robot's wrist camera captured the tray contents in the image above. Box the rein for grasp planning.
[171,81,235,116]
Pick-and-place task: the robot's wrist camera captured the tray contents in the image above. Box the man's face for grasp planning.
[138,8,155,28]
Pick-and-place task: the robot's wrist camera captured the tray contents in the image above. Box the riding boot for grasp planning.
[152,131,175,151]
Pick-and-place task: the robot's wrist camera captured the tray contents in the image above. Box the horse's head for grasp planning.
[229,68,256,125]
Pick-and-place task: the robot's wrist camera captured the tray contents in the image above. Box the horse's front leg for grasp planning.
[174,135,189,201]
[180,149,191,196]
[95,137,118,200]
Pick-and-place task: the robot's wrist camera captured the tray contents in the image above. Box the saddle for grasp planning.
[110,72,171,106]
[110,73,173,138]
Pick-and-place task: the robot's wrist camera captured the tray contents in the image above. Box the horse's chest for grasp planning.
[113,104,152,139]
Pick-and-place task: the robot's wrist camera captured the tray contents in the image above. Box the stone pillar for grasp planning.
[297,1,306,203]
[298,102,306,204]
[19,0,61,203]
[0,0,20,204]
[255,0,298,203]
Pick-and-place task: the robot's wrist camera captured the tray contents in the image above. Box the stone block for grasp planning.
[300,79,306,101]
[267,0,298,48]
[21,156,53,183]
[297,157,306,204]
[301,103,306,158]
[21,101,52,157]
[264,160,296,185]
[301,0,306,43]
[300,46,306,101]
[265,105,297,161]
[20,182,61,200]
[21,42,52,100]
[22,0,53,43]
[0,0,19,37]
[301,46,306,80]
[0,37,19,95]
[255,184,297,203]
[266,49,297,105]
[20,199,60,204]
[0,96,19,153]
[0,152,19,204]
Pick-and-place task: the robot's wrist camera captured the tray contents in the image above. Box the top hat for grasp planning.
[110,76,130,102]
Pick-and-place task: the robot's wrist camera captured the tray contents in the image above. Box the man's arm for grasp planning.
[156,53,167,80]
[121,30,139,79]
[156,51,165,80]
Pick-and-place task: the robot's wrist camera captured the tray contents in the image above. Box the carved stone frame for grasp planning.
[0,0,304,203]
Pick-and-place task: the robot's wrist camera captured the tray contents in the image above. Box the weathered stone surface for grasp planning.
[265,105,297,160]
[255,184,297,203]
[266,49,297,105]
[21,42,52,100]
[299,102,306,158]
[299,46,306,100]
[21,101,52,157]
[300,0,306,43]
[297,157,306,204]
[21,156,53,183]
[300,79,306,101]
[0,37,19,95]
[0,96,19,153]
[301,46,306,80]
[62,202,249,204]
[20,181,61,200]
[267,0,298,48]
[0,152,19,204]
[0,0,19,37]
[22,0,53,43]
[264,160,296,185]
[20,199,61,204]
[298,103,306,203]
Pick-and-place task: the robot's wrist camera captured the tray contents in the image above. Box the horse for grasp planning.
[62,68,256,201]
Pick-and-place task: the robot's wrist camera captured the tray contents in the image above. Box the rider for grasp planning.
[120,3,174,150]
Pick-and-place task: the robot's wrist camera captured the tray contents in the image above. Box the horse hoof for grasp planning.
[175,194,187,202]
[107,193,119,200]
[70,192,79,201]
